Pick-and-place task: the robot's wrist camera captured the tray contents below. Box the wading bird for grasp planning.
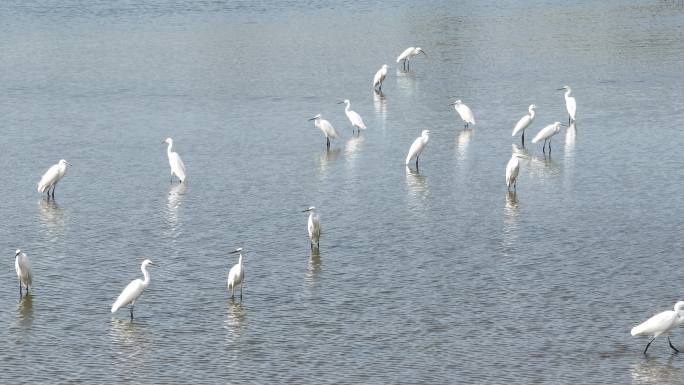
[303,206,320,249]
[405,130,430,169]
[396,47,427,70]
[450,100,475,128]
[506,154,526,192]
[512,104,536,146]
[111,259,156,320]
[631,301,684,355]
[531,122,564,154]
[338,99,366,135]
[308,114,339,149]
[163,138,186,183]
[373,64,389,91]
[558,86,576,123]
[227,248,245,300]
[14,249,32,296]
[37,159,70,199]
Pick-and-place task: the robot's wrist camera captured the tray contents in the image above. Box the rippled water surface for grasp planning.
[2,1,684,383]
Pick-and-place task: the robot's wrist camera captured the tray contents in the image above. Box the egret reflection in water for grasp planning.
[405,166,429,212]
[630,356,683,384]
[306,248,322,286]
[38,199,66,237]
[502,191,520,251]
[317,148,341,178]
[166,182,186,234]
[224,301,247,342]
[344,134,365,167]
[110,319,152,359]
[373,89,387,125]
[455,128,474,161]
[17,294,33,328]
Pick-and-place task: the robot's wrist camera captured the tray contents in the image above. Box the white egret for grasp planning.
[227,248,245,300]
[163,138,186,183]
[338,99,366,135]
[631,301,684,354]
[111,259,157,320]
[450,100,475,128]
[511,104,536,145]
[396,47,427,70]
[14,249,32,296]
[531,122,565,154]
[303,206,320,249]
[373,64,389,91]
[405,130,430,169]
[308,114,339,149]
[558,86,576,123]
[37,159,70,199]
[506,154,525,192]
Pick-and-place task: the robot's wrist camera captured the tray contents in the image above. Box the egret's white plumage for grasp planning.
[373,64,389,91]
[531,122,563,153]
[163,138,186,183]
[512,104,536,145]
[558,86,576,123]
[451,100,475,128]
[396,47,426,70]
[37,159,70,199]
[505,154,525,192]
[227,248,245,300]
[14,249,32,296]
[405,130,430,168]
[631,301,684,354]
[111,259,156,320]
[339,99,366,134]
[309,114,339,148]
[303,206,320,249]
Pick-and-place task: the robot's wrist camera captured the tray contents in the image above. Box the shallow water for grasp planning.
[1,1,684,383]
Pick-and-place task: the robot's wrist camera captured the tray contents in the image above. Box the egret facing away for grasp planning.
[111,259,157,320]
[531,122,565,154]
[373,64,389,91]
[163,138,186,183]
[14,249,32,296]
[227,248,245,300]
[303,206,320,249]
[511,104,537,145]
[558,86,576,123]
[506,154,526,192]
[396,47,427,70]
[631,301,684,354]
[308,114,339,149]
[450,100,475,128]
[37,159,70,199]
[338,99,366,135]
[405,130,430,169]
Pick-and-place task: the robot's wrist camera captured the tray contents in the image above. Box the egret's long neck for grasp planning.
[238,253,243,266]
[141,264,151,287]
[565,89,572,98]
[529,107,535,118]
[345,102,351,112]
[166,142,173,155]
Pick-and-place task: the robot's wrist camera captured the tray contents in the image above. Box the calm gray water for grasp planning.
[1,1,684,383]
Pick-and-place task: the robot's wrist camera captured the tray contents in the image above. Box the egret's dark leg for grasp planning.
[549,139,552,154]
[130,306,134,320]
[644,337,657,355]
[669,337,680,353]
[240,283,243,301]
[19,281,22,297]
[326,137,330,149]
[407,60,410,70]
[415,156,420,170]
[542,139,547,154]
[521,131,525,146]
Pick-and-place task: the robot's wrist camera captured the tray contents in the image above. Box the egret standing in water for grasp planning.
[396,47,427,70]
[163,138,186,183]
[450,100,475,128]
[558,86,576,123]
[338,99,366,135]
[308,114,339,149]
[405,130,430,169]
[373,64,389,91]
[37,159,70,199]
[303,206,320,249]
[506,154,525,192]
[227,248,245,300]
[511,104,536,146]
[531,122,564,154]
[111,259,157,320]
[14,249,32,297]
[631,301,684,354]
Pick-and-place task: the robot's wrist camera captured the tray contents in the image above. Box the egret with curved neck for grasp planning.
[338,99,366,135]
[227,248,245,300]
[163,138,186,183]
[111,259,157,320]
[511,104,536,146]
[631,301,684,354]
[558,86,576,124]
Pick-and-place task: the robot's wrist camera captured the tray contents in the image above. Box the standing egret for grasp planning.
[405,130,430,169]
[531,122,565,154]
[227,248,245,300]
[506,154,525,192]
[450,100,475,128]
[303,206,320,249]
[373,64,389,91]
[111,259,156,320]
[308,114,339,149]
[14,249,32,296]
[338,99,366,135]
[558,86,576,123]
[37,159,70,199]
[511,104,537,146]
[163,138,186,183]
[396,47,427,70]
[631,301,684,354]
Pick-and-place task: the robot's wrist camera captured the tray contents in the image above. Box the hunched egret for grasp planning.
[512,104,536,145]
[14,249,32,296]
[450,100,475,128]
[631,301,684,354]
[111,259,157,320]
[227,248,245,300]
[405,130,430,169]
[37,159,70,199]
[531,122,564,154]
[373,64,389,91]
[558,86,576,123]
[396,47,426,70]
[308,114,339,149]
[338,99,366,135]
[303,206,320,249]
[163,138,186,183]
[506,154,525,192]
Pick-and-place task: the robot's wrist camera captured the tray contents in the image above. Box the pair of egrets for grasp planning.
[309,99,367,148]
[511,86,577,150]
[373,46,428,91]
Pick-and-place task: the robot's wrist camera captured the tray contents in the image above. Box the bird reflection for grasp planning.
[564,122,577,189]
[306,247,322,286]
[528,154,561,179]
[630,355,683,384]
[165,182,186,235]
[564,122,576,153]
[373,89,387,125]
[502,191,520,250]
[224,301,247,341]
[511,143,529,158]
[455,128,474,161]
[38,199,66,237]
[17,294,33,328]
[395,69,417,91]
[406,166,429,211]
[317,148,341,178]
[344,134,365,166]
[110,319,151,360]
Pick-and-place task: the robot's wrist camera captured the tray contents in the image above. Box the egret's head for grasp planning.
[450,99,462,105]
[382,64,389,69]
[675,301,684,312]
[230,247,243,254]
[15,249,21,256]
[529,104,537,109]
[59,159,71,167]
[308,114,321,121]
[421,129,430,137]
[142,259,157,267]
[302,206,316,212]
[557,85,570,91]
[415,47,427,56]
[163,137,173,145]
